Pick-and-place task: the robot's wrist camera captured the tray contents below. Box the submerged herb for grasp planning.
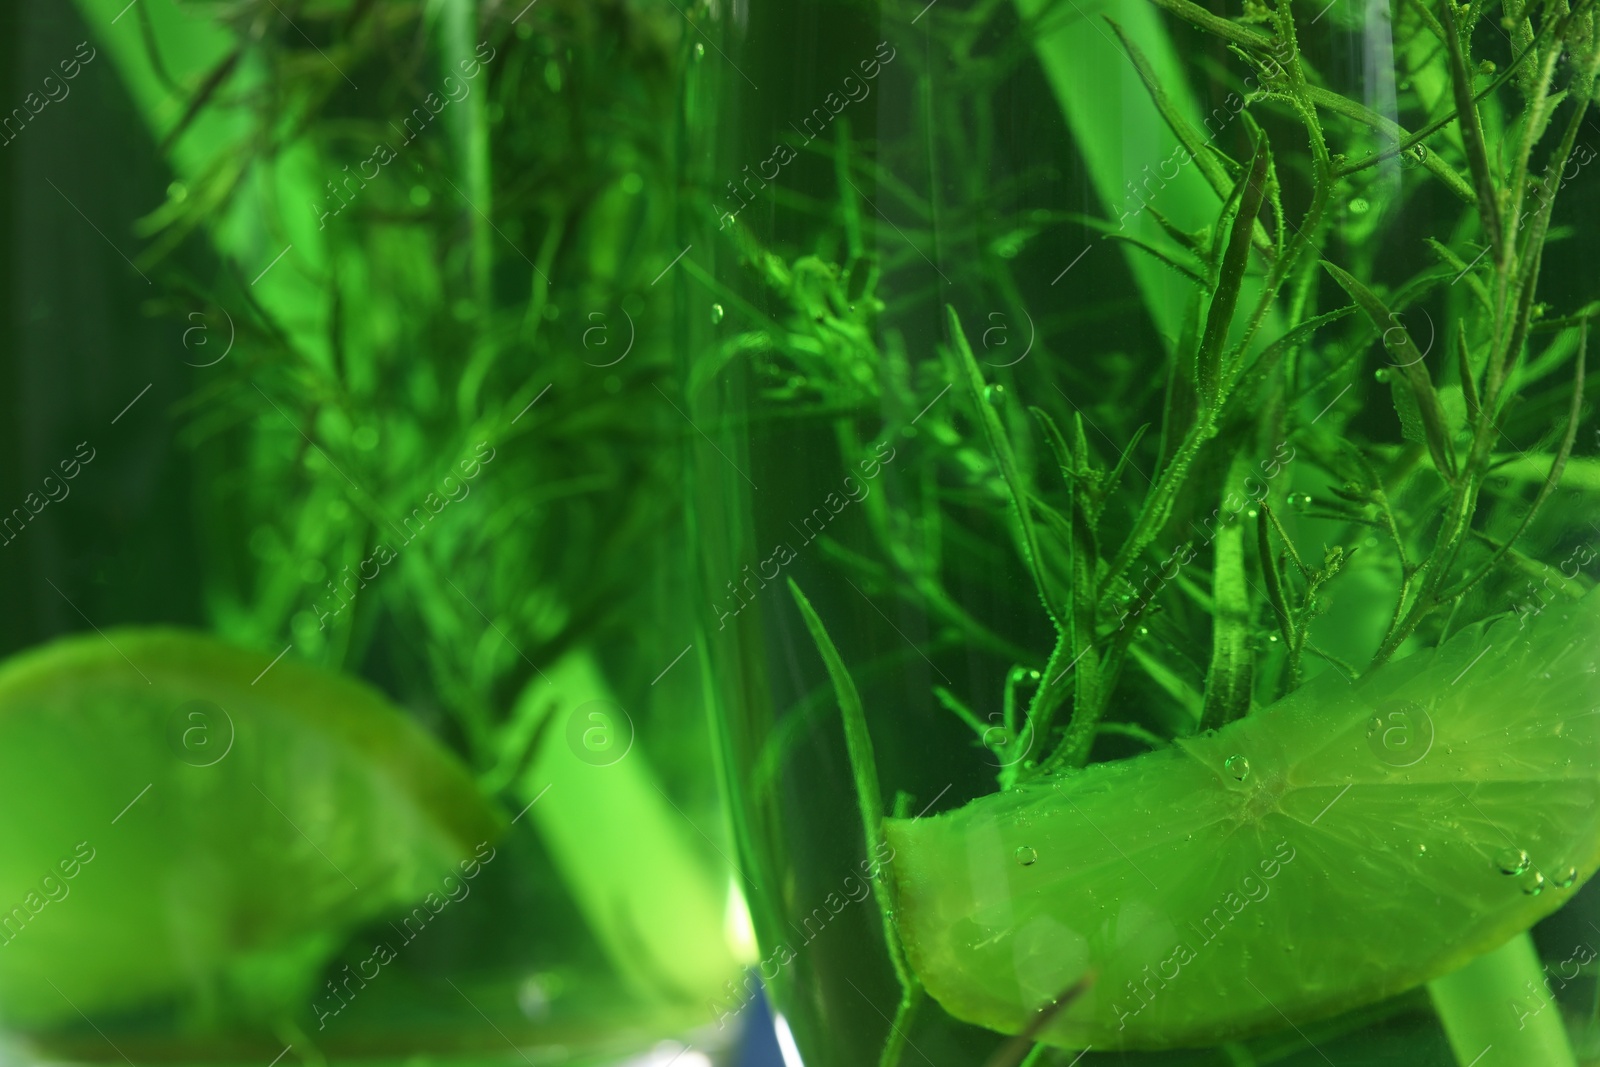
[721,0,1598,777]
[704,0,1600,1059]
[47,0,743,1048]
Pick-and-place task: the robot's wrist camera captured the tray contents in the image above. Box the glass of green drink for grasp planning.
[0,0,745,1062]
[680,0,1600,1063]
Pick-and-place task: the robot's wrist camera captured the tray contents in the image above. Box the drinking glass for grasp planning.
[0,0,743,1062]
[680,1,1600,1063]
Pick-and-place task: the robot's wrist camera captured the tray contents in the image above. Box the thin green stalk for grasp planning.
[879,988,924,1067]
[949,306,1062,626]
[788,581,914,996]
[1064,444,1103,769]
[1495,100,1592,403]
[792,579,927,1067]
[1198,136,1270,409]
[1105,17,1264,252]
[1227,0,1333,379]
[438,0,491,309]
[1014,0,1220,343]
[1442,0,1503,258]
[1305,86,1475,202]
[1443,323,1585,602]
[1429,933,1577,1067]
[1199,453,1254,730]
[1145,0,1274,49]
[1258,508,1293,645]
[1498,45,1562,270]
[1015,1045,1049,1067]
[1322,262,1458,480]
[1023,629,1086,774]
[1099,414,1214,603]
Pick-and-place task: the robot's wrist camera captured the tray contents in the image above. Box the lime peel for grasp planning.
[0,629,500,1028]
[886,593,1600,1049]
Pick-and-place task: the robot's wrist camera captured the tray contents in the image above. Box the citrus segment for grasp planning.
[885,593,1600,1049]
[0,630,501,1027]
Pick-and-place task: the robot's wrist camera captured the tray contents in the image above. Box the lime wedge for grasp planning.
[885,592,1600,1049]
[0,630,501,1029]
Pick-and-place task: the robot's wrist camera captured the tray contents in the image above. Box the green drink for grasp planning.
[1,0,743,1061]
[682,0,1600,1063]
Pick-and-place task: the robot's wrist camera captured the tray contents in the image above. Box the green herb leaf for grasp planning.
[1442,1,1505,258]
[1322,260,1458,480]
[1197,134,1270,410]
[948,305,1061,624]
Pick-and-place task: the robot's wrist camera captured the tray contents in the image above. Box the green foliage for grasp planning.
[86,0,692,776]
[708,0,1600,1051]
[55,0,745,1047]
[714,0,1600,793]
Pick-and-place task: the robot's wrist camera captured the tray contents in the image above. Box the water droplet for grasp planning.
[1349,197,1371,216]
[984,383,1007,406]
[1290,492,1313,512]
[1556,866,1578,889]
[710,302,725,324]
[1246,508,1259,519]
[1495,847,1531,876]
[693,42,706,60]
[1521,870,1546,896]
[1015,846,1038,867]
[1027,670,1041,681]
[1266,633,1279,643]
[1225,754,1250,781]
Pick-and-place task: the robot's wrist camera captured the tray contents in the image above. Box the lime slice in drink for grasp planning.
[0,629,501,1029]
[886,592,1600,1049]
